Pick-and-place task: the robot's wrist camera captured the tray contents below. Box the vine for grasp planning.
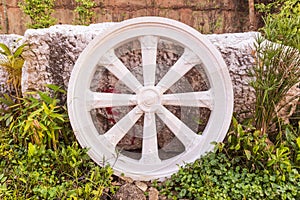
[18,0,57,29]
[74,0,96,25]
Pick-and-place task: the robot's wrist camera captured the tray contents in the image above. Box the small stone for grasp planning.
[119,176,134,183]
[135,181,148,192]
[148,187,159,200]
[112,183,146,200]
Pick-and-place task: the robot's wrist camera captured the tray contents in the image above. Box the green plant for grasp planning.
[0,138,116,199]
[0,84,73,149]
[222,118,299,176]
[18,0,57,29]
[256,0,300,50]
[0,85,117,199]
[156,119,300,199]
[0,40,27,99]
[74,0,96,25]
[249,36,300,135]
[252,0,300,135]
[157,152,300,199]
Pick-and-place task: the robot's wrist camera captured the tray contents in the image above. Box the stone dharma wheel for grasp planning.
[67,17,233,180]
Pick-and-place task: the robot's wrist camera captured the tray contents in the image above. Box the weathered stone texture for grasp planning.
[21,24,257,119]
[1,24,297,131]
[207,33,257,118]
[22,23,114,102]
[112,183,146,200]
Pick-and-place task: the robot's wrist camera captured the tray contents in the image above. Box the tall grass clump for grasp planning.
[253,0,300,136]
[249,37,300,135]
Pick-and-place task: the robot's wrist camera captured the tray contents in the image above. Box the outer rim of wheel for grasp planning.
[67,17,233,180]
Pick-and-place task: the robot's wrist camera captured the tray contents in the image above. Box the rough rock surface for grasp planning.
[18,24,261,153]
[207,33,257,119]
[22,23,257,118]
[0,25,268,153]
[22,23,114,103]
[112,183,146,200]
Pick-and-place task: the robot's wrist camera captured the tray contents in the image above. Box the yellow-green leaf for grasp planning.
[42,102,50,115]
[244,150,251,160]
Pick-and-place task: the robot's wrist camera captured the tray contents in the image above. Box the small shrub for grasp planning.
[0,87,117,199]
[0,40,27,99]
[74,0,96,25]
[0,138,116,199]
[256,0,300,50]
[0,85,73,149]
[18,0,57,29]
[249,36,300,135]
[156,120,300,199]
[158,152,300,200]
[253,0,300,135]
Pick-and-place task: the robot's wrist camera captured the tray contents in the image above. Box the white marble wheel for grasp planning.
[67,17,233,180]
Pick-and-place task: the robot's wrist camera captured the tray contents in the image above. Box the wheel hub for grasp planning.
[137,87,161,112]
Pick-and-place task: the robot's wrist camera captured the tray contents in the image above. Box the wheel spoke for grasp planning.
[139,36,159,86]
[140,112,161,164]
[86,91,137,110]
[102,106,143,147]
[156,48,201,93]
[156,105,201,149]
[99,49,143,93]
[161,90,213,110]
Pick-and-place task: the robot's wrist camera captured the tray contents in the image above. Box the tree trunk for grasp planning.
[249,0,256,30]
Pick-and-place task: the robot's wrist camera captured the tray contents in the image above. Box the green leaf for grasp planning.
[24,120,33,133]
[244,150,251,160]
[50,113,64,121]
[28,142,36,157]
[0,43,11,56]
[235,143,240,150]
[8,119,15,130]
[42,102,50,115]
[0,94,15,106]
[0,174,7,183]
[13,43,27,58]
[19,177,27,184]
[267,159,275,167]
[296,137,300,148]
[39,122,48,131]
[253,145,259,154]
[38,91,53,104]
[46,84,66,94]
[237,124,244,136]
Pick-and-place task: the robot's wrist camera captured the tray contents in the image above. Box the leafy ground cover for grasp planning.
[0,88,117,199]
[156,120,300,199]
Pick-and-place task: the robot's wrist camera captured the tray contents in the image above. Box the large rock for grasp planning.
[20,24,260,152]
[22,23,114,102]
[22,23,257,118]
[2,23,298,153]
